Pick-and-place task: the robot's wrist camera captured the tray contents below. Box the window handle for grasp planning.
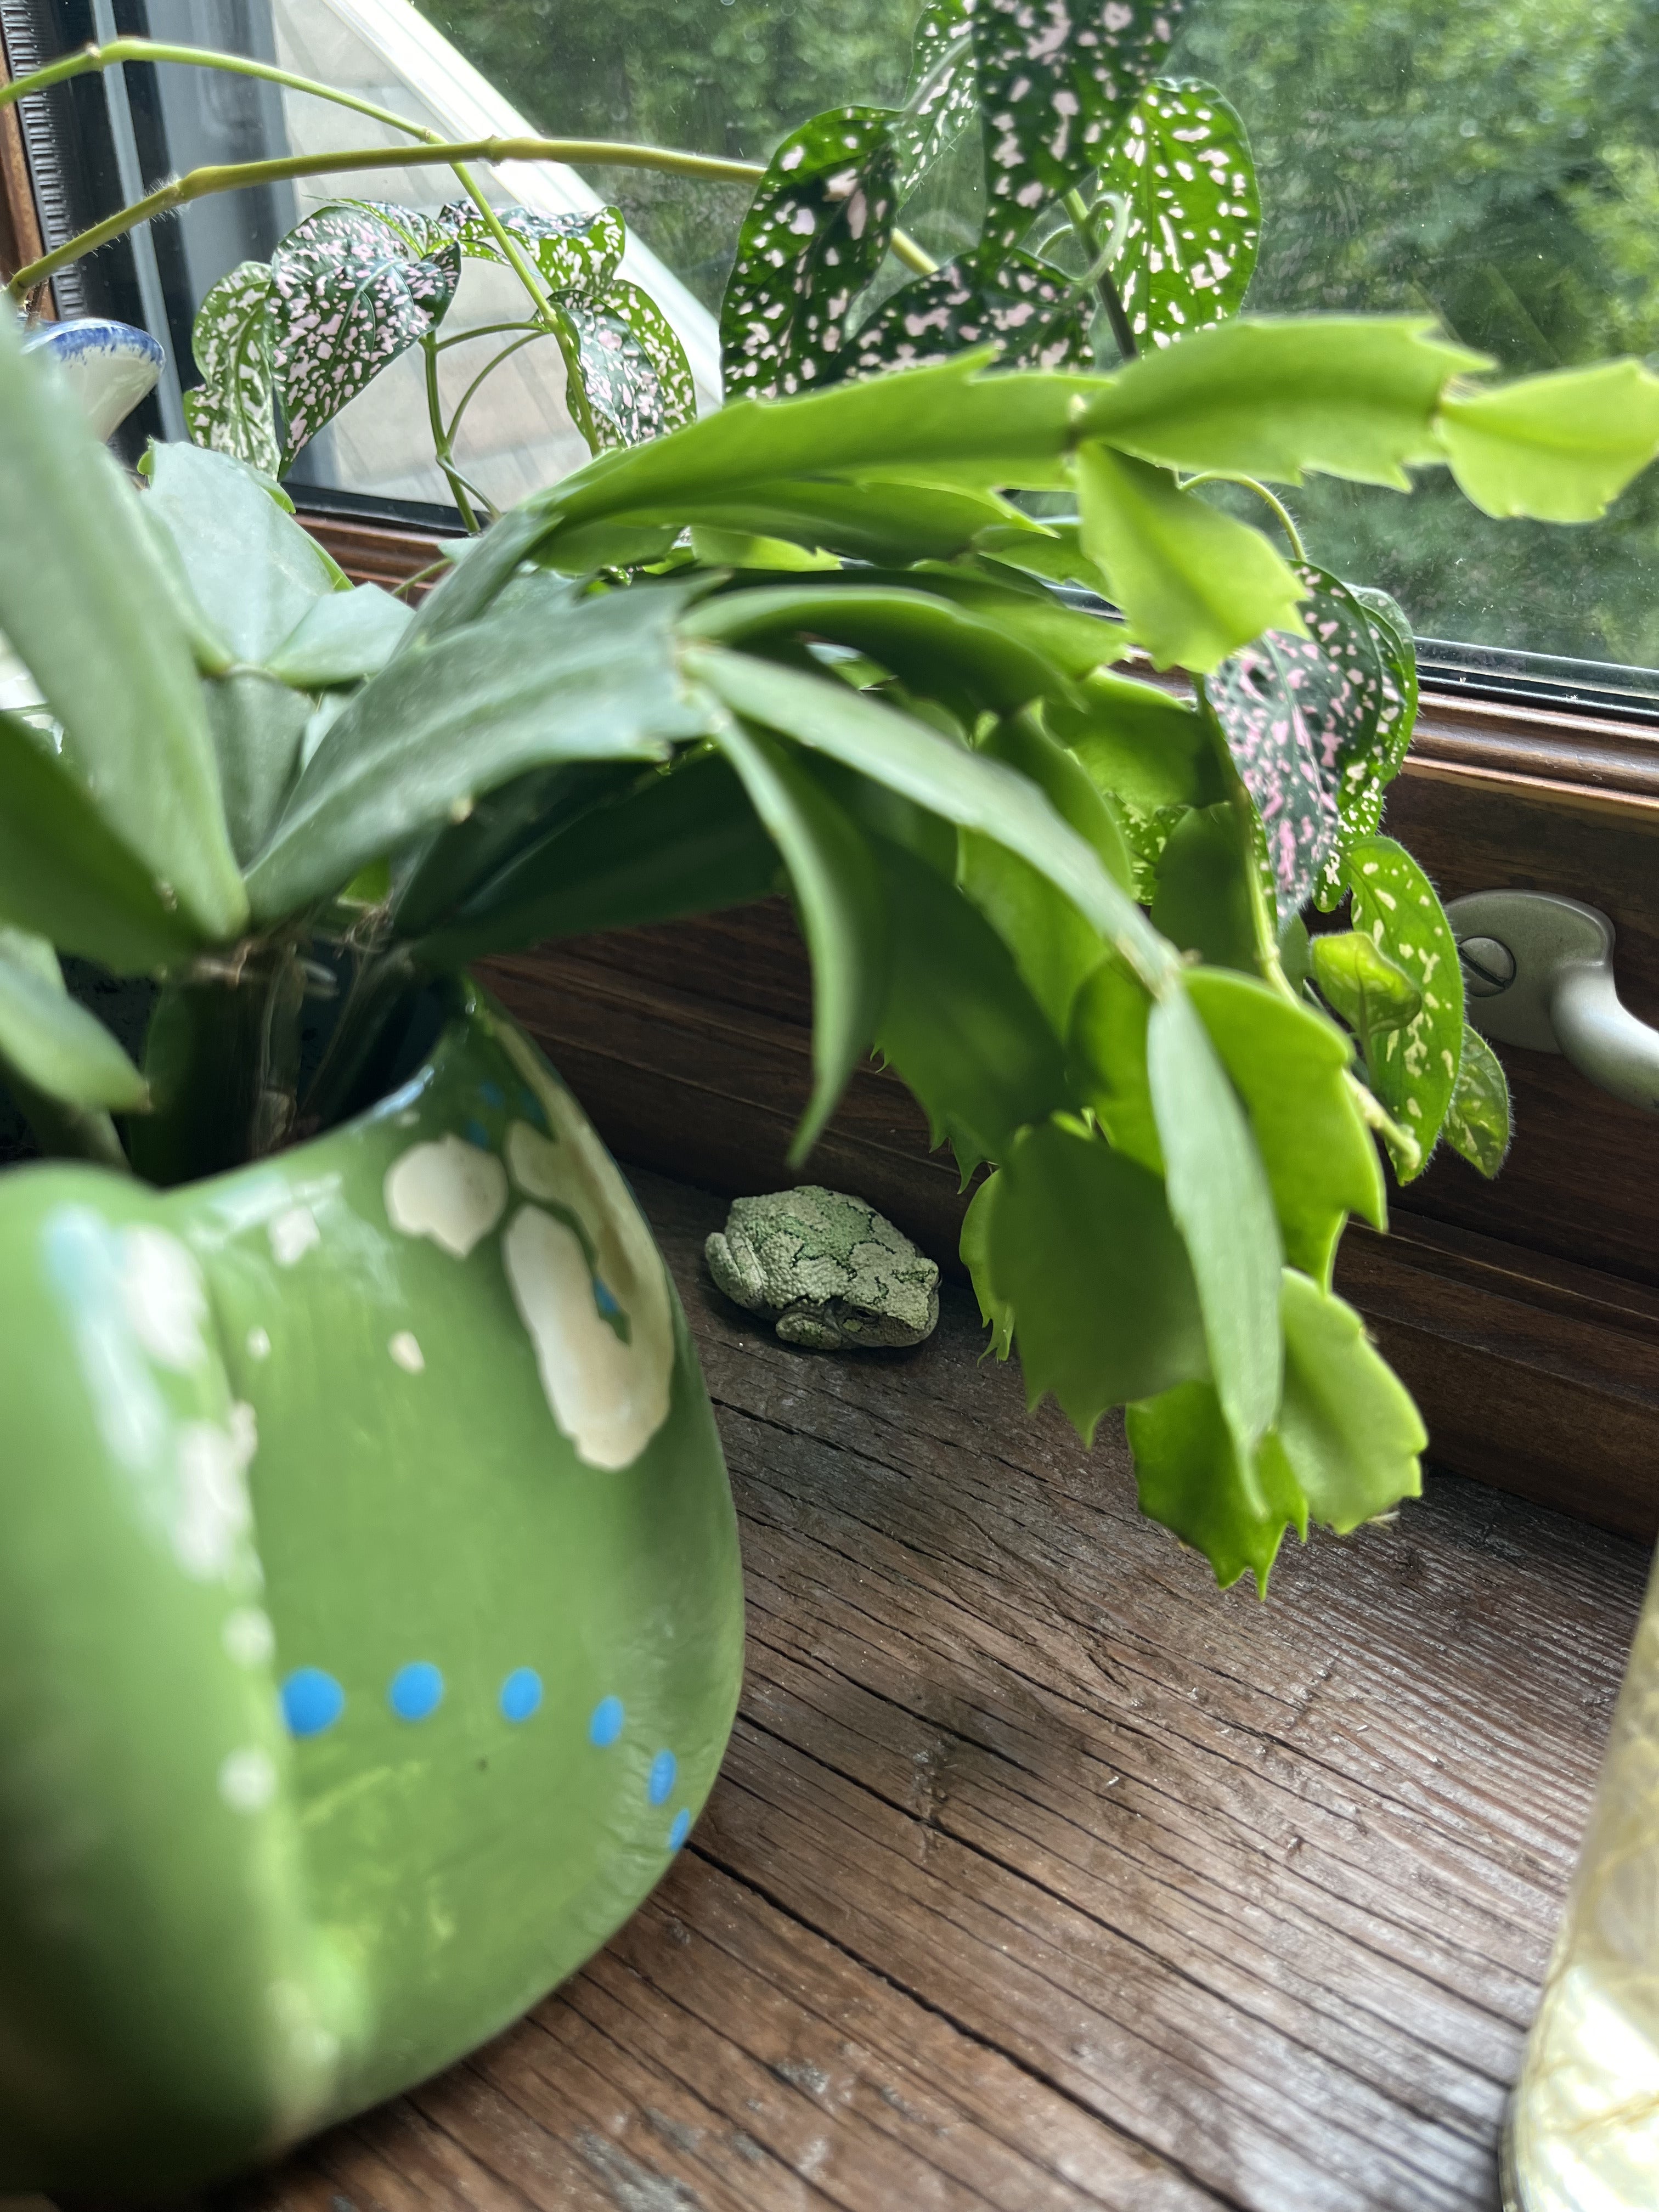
[1447,890,1659,1114]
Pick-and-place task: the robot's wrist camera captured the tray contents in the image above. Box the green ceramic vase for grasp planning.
[0,984,744,2192]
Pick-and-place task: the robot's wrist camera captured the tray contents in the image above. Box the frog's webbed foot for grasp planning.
[705,1231,768,1313]
[775,1301,844,1350]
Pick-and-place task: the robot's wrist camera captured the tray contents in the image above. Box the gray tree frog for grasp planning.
[704,1187,940,1350]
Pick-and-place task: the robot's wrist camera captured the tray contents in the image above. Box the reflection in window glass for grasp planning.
[14,0,1659,667]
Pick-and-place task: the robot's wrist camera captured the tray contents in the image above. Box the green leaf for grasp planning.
[973,0,1181,248]
[525,354,1093,561]
[685,642,1176,987]
[1048,668,1223,897]
[1127,1378,1305,1591]
[564,282,698,451]
[1186,966,1385,1285]
[0,931,148,1111]
[202,677,313,870]
[1345,834,1464,1178]
[390,758,636,937]
[270,201,460,462]
[1100,80,1260,352]
[845,251,1092,379]
[1445,1025,1511,1179]
[416,753,778,962]
[1068,957,1160,1173]
[1272,1268,1424,1534]
[684,582,1077,718]
[974,518,1113,594]
[873,835,1070,1172]
[1437,361,1659,523]
[960,1169,1014,1360]
[265,582,413,688]
[1075,442,1305,671]
[1310,929,1421,1043]
[1078,315,1488,487]
[182,259,280,477]
[715,726,888,1162]
[903,567,1130,676]
[436,198,626,296]
[1147,982,1283,1460]
[1313,584,1418,911]
[0,710,202,972]
[143,441,343,664]
[893,0,976,198]
[1203,563,1384,915]
[1150,802,1260,973]
[0,314,246,943]
[247,582,713,922]
[1127,1270,1423,1591]
[720,107,900,399]
[989,1115,1207,1441]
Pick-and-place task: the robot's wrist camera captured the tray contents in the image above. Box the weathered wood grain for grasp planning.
[210,1170,1648,2212]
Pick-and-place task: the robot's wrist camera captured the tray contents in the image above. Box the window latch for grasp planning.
[1447,890,1659,1114]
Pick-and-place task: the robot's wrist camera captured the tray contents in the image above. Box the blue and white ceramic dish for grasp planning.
[22,315,165,441]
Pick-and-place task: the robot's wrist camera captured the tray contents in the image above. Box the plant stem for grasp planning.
[422,334,483,532]
[1181,472,1307,562]
[1064,188,1137,362]
[447,328,549,448]
[2,38,935,294]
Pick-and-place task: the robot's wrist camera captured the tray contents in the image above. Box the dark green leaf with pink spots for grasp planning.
[845,249,1091,378]
[1096,78,1259,351]
[435,199,627,298]
[270,201,460,464]
[183,261,280,478]
[720,108,900,399]
[1203,562,1383,918]
[1345,832,1465,1180]
[563,283,697,452]
[1312,583,1419,909]
[893,0,978,198]
[974,0,1184,249]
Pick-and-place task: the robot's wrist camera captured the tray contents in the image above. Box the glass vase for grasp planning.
[1504,1544,1659,2209]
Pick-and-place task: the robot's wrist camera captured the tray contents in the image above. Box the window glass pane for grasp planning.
[11,0,1659,677]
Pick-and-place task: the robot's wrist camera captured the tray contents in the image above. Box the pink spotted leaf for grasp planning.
[844,247,1092,379]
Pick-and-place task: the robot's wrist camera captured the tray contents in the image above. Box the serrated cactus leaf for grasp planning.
[436,199,627,298]
[974,0,1184,249]
[564,283,697,450]
[1205,562,1384,917]
[846,249,1090,379]
[720,107,900,399]
[1098,78,1259,351]
[893,0,978,198]
[270,202,460,463]
[182,261,280,477]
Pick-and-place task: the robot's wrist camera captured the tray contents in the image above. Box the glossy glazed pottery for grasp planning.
[21,315,164,441]
[0,986,744,2191]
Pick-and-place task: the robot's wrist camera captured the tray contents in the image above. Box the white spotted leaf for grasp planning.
[435,198,627,297]
[270,201,461,464]
[1444,1024,1511,1179]
[182,261,280,478]
[893,0,978,198]
[1098,78,1259,351]
[846,248,1091,379]
[1203,562,1384,918]
[1345,832,1464,1180]
[720,106,900,399]
[563,282,698,451]
[1312,582,1418,910]
[974,0,1184,249]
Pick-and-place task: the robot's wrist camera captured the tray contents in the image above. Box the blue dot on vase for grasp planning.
[390,1661,444,1722]
[668,1809,691,1852]
[589,1694,624,1747]
[479,1081,506,1109]
[593,1277,620,1319]
[500,1667,543,1723]
[463,1118,491,1151]
[648,1749,678,1807]
[518,1084,548,1128]
[281,1667,343,1739]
